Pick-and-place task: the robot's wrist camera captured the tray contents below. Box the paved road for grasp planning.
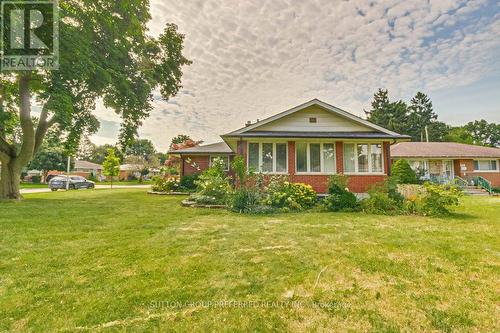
[20,184,151,194]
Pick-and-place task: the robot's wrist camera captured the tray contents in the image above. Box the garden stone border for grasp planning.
[147,191,190,196]
[181,199,227,209]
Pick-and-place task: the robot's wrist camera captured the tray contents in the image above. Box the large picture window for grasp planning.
[295,142,336,173]
[247,142,288,173]
[343,143,384,173]
[473,160,498,171]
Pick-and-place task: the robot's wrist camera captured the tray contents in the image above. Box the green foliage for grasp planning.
[392,160,418,184]
[463,120,500,147]
[231,155,247,186]
[327,174,349,195]
[152,177,179,193]
[191,158,231,205]
[263,177,317,211]
[31,175,42,184]
[125,139,156,157]
[179,174,199,191]
[366,90,452,142]
[230,187,269,213]
[361,181,462,216]
[365,89,408,134]
[322,192,359,212]
[0,1,191,198]
[322,175,359,212]
[416,183,463,216]
[407,92,437,141]
[444,127,474,145]
[361,180,404,215]
[102,149,121,178]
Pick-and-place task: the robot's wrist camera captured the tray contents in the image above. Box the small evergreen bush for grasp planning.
[179,174,199,191]
[392,160,418,184]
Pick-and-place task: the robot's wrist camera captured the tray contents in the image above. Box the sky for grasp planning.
[91,0,500,152]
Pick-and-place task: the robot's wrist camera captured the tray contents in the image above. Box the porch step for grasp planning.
[463,187,490,196]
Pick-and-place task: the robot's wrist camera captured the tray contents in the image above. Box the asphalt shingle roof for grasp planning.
[391,142,500,158]
[168,142,233,154]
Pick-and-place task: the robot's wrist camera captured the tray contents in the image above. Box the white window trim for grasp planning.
[343,143,385,175]
[247,142,288,174]
[473,159,499,173]
[295,142,337,175]
[209,155,230,171]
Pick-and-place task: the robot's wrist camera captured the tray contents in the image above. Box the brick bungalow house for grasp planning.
[391,142,500,187]
[169,99,410,193]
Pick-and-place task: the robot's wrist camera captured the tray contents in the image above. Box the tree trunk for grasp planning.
[0,159,22,200]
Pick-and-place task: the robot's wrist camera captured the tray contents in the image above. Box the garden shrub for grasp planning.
[322,191,359,212]
[263,176,317,211]
[361,182,402,215]
[392,159,418,184]
[152,176,179,192]
[327,174,349,195]
[231,155,246,187]
[321,174,359,212]
[179,174,199,191]
[191,157,231,205]
[31,175,41,184]
[416,183,462,216]
[229,187,274,213]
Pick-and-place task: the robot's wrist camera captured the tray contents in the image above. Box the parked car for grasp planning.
[48,175,95,191]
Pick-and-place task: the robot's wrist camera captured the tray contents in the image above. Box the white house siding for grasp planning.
[253,106,373,132]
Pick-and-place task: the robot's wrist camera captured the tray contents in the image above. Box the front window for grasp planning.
[247,142,288,173]
[473,160,498,171]
[210,156,230,171]
[343,143,384,173]
[295,142,336,173]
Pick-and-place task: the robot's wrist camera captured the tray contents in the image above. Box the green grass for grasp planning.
[19,183,49,189]
[95,180,152,185]
[1,190,499,332]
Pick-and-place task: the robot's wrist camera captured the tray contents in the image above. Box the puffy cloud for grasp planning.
[91,0,500,151]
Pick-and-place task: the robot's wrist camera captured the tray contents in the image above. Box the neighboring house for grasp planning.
[391,142,500,187]
[118,164,161,181]
[169,99,410,193]
[74,160,103,179]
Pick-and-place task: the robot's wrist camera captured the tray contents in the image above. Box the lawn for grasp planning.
[1,190,499,332]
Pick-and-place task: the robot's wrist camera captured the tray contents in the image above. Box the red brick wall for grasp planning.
[181,140,391,193]
[182,155,209,176]
[456,158,500,187]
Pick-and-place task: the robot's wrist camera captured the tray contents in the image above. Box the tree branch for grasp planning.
[33,104,54,154]
[16,73,35,167]
[0,136,15,156]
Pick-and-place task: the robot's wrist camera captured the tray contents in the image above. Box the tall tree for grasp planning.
[464,120,500,147]
[365,89,409,134]
[0,1,190,199]
[407,92,438,141]
[125,139,156,157]
[444,127,474,145]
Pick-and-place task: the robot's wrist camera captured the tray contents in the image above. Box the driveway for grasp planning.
[21,184,151,194]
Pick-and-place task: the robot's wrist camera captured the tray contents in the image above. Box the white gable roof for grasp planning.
[224,99,404,137]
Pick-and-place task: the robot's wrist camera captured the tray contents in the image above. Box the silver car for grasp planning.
[48,175,95,191]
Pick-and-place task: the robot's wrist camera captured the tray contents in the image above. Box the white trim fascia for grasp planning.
[227,99,401,136]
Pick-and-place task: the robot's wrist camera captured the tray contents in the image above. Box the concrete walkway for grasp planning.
[20,184,151,194]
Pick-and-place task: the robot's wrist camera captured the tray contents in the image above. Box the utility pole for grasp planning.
[425,126,429,142]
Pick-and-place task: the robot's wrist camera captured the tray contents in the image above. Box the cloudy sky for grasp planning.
[91,0,500,151]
